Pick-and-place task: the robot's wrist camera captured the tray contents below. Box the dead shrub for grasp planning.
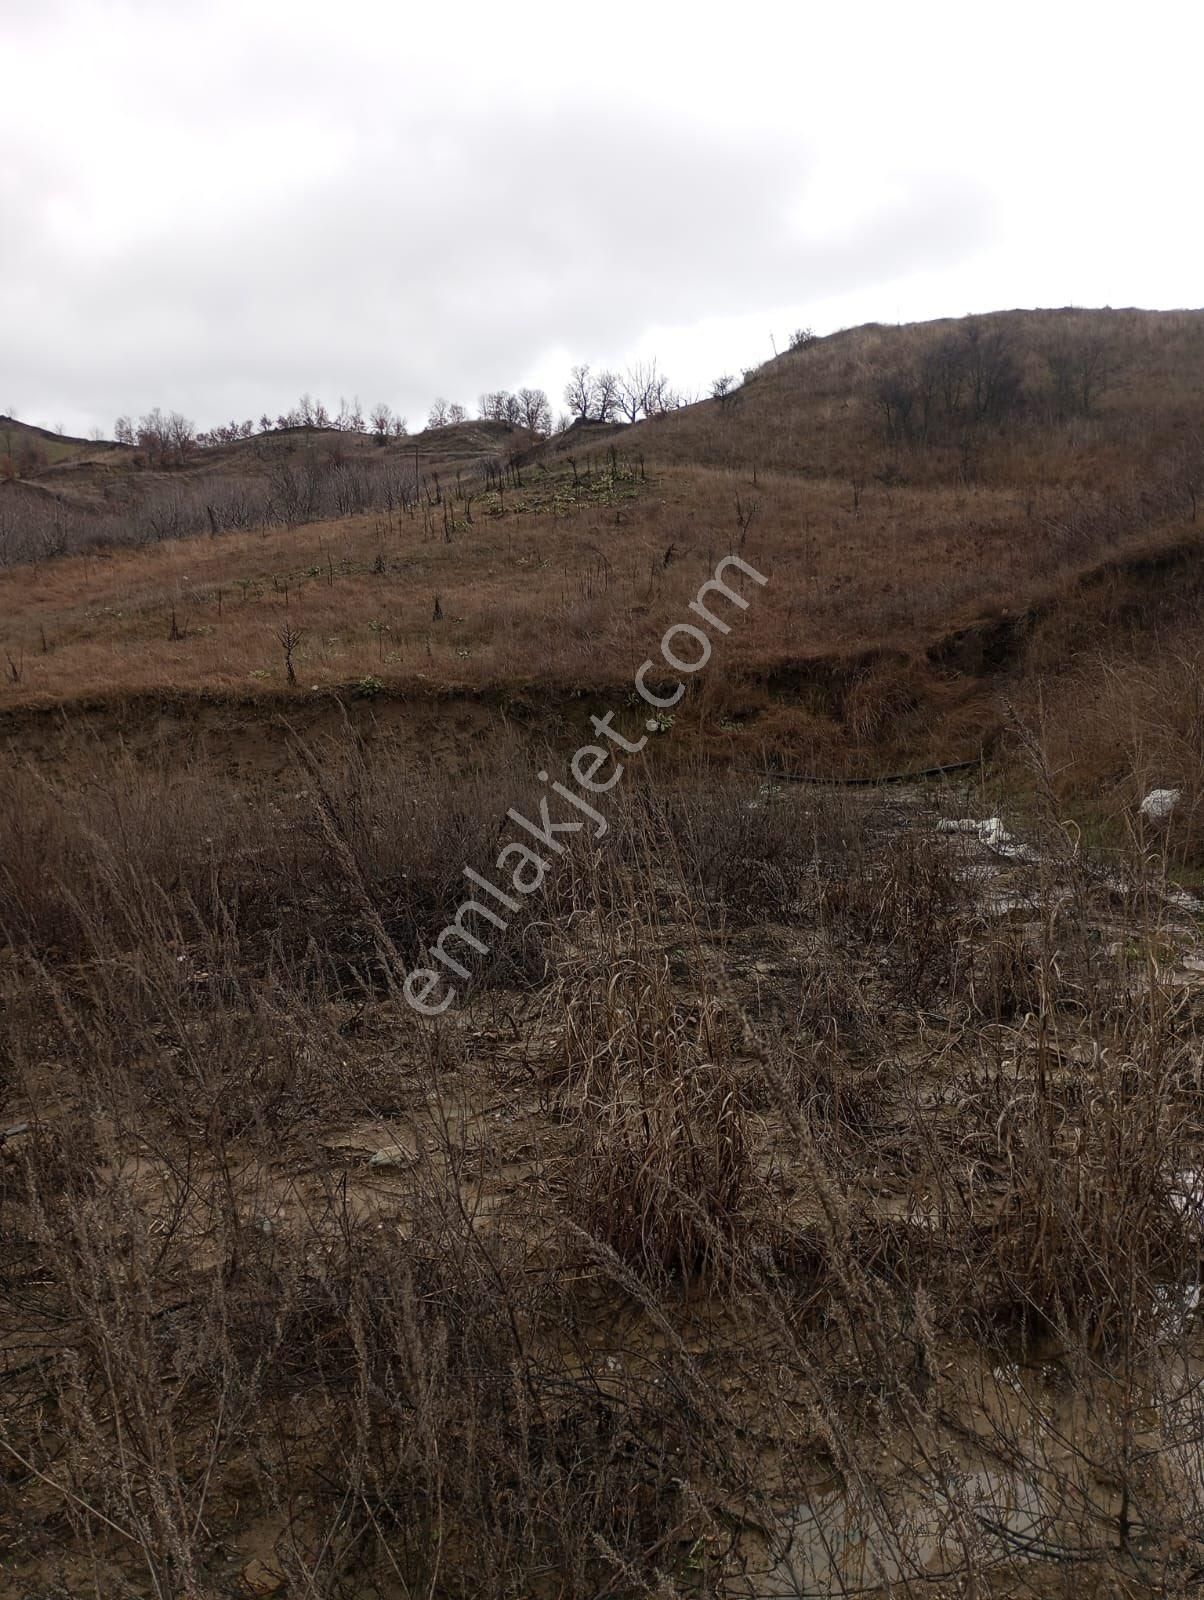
[562,1059,755,1286]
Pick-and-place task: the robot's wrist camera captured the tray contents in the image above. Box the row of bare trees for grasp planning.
[114,396,412,458]
[259,394,409,438]
[108,359,685,463]
[477,388,553,432]
[113,408,197,465]
[563,360,679,424]
[434,363,684,434]
[434,361,682,435]
[434,361,682,437]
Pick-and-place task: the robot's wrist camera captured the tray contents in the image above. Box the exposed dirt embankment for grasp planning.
[1,530,1200,781]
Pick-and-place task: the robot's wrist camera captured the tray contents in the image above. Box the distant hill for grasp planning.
[0,413,120,472]
[0,415,531,560]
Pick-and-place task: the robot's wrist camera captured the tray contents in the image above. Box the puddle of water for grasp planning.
[751,1466,1057,1596]
[936,814,1204,915]
[738,1343,1204,1597]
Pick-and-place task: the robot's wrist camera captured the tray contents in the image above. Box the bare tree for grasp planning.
[335,396,365,431]
[592,369,620,422]
[617,360,675,422]
[167,411,196,460]
[447,402,468,425]
[564,365,593,422]
[114,416,135,446]
[711,374,736,407]
[617,362,651,423]
[479,391,521,425]
[134,408,195,465]
[647,373,678,414]
[962,322,1022,422]
[427,398,450,429]
[517,387,552,434]
[1045,330,1114,419]
[370,403,394,441]
[136,408,167,459]
[872,369,916,443]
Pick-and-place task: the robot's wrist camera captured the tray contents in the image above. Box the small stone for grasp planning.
[368,1144,415,1169]
[240,1557,285,1596]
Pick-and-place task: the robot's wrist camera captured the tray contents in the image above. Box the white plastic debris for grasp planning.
[937,816,1009,845]
[1140,788,1181,823]
[936,816,1035,859]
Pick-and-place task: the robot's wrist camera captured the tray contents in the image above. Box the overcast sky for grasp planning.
[2,0,1200,438]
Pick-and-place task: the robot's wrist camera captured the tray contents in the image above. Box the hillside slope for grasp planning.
[0,413,123,473]
[0,416,529,562]
[618,306,1204,485]
[1,307,1202,827]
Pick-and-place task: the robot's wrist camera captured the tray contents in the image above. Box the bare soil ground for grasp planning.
[3,732,1204,1597]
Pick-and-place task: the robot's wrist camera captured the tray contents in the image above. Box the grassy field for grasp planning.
[0,460,1134,699]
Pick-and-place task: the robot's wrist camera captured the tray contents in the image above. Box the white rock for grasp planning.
[1140,788,1181,823]
[368,1144,415,1169]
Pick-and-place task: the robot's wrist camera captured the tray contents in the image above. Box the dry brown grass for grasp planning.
[3,730,1204,1596]
[0,458,1194,716]
[632,306,1204,485]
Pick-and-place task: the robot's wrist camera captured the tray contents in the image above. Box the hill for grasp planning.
[623,306,1204,485]
[0,412,123,474]
[1,307,1202,835]
[0,414,527,560]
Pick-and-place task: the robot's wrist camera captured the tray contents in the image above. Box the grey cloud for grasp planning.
[3,68,991,431]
